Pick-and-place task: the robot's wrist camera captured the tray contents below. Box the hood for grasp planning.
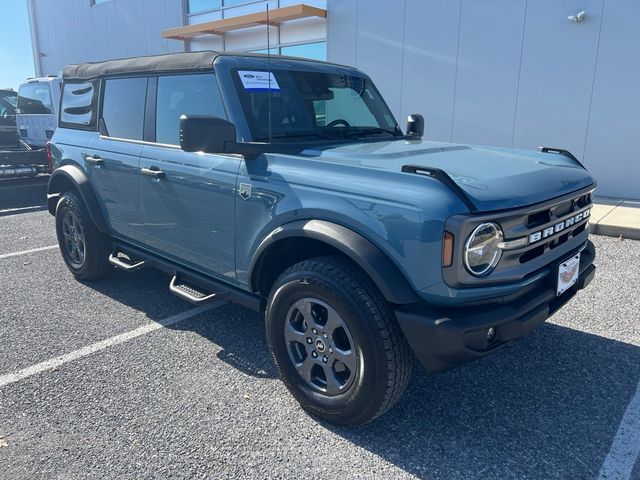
[303,139,595,212]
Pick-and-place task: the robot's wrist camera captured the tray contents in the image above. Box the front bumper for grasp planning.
[396,240,596,372]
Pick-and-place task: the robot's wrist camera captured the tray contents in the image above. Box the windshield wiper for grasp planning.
[254,131,338,142]
[342,127,402,138]
[254,128,402,143]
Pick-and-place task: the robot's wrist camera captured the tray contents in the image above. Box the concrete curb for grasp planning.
[590,197,640,241]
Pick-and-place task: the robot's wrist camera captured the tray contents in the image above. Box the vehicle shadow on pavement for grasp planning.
[82,268,276,379]
[79,268,198,322]
[82,268,639,479]
[175,303,276,380]
[0,177,49,212]
[325,324,640,479]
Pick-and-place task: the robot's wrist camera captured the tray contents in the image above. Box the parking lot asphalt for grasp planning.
[1,204,639,478]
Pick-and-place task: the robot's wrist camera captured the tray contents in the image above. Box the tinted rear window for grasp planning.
[60,82,96,128]
[17,83,53,114]
[101,78,147,140]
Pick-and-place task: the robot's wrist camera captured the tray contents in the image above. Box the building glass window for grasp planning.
[188,0,221,14]
[249,43,327,61]
[223,0,253,6]
[155,74,226,145]
[188,0,260,13]
[250,48,278,55]
[101,78,147,140]
[280,42,326,61]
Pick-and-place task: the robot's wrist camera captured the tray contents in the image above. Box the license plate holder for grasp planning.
[557,253,581,296]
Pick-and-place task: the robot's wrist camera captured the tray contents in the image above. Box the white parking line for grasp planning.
[598,378,640,480]
[0,245,58,259]
[0,303,223,388]
[0,205,47,214]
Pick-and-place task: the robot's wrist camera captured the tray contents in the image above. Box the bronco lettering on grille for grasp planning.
[528,208,591,244]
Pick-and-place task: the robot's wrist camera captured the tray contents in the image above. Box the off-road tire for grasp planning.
[265,255,412,425]
[55,191,111,280]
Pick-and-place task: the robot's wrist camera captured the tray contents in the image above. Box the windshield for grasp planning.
[0,91,17,117]
[232,69,403,142]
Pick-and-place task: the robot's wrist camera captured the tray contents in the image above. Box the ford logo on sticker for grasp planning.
[243,74,255,78]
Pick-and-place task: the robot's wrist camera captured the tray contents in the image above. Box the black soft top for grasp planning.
[62,51,221,81]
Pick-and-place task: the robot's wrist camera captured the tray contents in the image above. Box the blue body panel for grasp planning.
[139,144,239,281]
[49,54,597,307]
[302,139,593,212]
[234,151,468,292]
[85,133,142,240]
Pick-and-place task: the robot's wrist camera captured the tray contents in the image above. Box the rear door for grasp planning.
[85,77,147,240]
[139,73,239,279]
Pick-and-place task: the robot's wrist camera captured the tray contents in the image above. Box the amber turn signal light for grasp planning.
[443,231,454,267]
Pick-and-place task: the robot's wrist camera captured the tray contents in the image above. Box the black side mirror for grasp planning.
[179,115,236,154]
[406,114,424,138]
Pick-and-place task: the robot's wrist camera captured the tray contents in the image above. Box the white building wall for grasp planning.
[328,0,640,199]
[30,0,327,73]
[30,0,184,76]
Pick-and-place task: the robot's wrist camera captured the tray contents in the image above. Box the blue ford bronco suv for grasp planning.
[48,51,596,425]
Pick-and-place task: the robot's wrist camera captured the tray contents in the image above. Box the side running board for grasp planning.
[169,275,226,304]
[401,165,478,213]
[109,252,146,271]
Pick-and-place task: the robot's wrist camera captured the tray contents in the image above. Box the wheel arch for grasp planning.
[249,220,419,305]
[47,165,109,233]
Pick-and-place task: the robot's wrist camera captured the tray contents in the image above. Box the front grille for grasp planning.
[443,187,594,288]
[525,192,591,229]
[520,244,545,263]
[519,193,592,264]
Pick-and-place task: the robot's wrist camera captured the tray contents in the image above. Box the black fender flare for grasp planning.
[248,219,419,305]
[47,165,109,233]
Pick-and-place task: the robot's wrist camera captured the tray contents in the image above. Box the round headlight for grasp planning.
[464,222,504,276]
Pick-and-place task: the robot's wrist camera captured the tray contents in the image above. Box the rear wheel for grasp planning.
[265,255,412,425]
[55,191,111,280]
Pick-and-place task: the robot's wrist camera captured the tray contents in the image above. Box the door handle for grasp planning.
[141,167,165,179]
[85,155,104,166]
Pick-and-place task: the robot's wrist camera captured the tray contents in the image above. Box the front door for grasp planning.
[139,73,239,280]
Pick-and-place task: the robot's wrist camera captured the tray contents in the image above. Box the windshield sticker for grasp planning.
[238,70,280,92]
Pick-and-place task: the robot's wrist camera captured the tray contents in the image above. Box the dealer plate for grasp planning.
[557,253,580,296]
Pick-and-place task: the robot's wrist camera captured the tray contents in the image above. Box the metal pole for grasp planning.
[26,0,43,77]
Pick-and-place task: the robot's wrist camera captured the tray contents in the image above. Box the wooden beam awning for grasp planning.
[162,3,326,40]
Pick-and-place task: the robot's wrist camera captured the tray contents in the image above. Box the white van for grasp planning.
[16,76,62,148]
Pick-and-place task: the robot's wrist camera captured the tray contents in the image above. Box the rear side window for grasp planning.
[101,77,147,140]
[60,82,97,128]
[155,74,226,145]
[17,83,53,114]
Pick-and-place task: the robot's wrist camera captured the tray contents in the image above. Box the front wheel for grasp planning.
[55,191,112,280]
[265,255,412,425]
